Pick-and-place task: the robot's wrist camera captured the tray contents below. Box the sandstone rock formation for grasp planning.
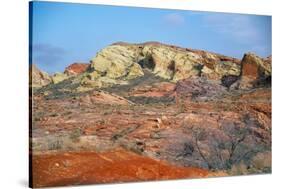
[239,53,271,89]
[51,72,69,84]
[89,45,144,79]
[64,63,89,76]
[140,42,240,81]
[31,42,272,92]
[80,90,134,105]
[105,42,241,82]
[129,82,175,98]
[47,63,90,85]
[78,45,144,90]
[30,64,51,88]
[72,42,243,91]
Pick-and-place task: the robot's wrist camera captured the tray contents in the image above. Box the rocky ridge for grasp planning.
[32,42,271,94]
[81,42,242,88]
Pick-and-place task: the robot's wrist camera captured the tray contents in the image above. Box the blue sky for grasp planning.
[30,1,272,74]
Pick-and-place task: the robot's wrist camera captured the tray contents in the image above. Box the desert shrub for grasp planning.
[168,61,176,72]
[128,96,175,105]
[251,151,271,172]
[193,64,204,76]
[103,109,113,115]
[228,162,249,175]
[111,125,140,142]
[69,128,82,142]
[63,111,72,116]
[177,142,194,157]
[255,75,271,88]
[47,139,63,150]
[97,119,106,125]
[120,141,145,155]
[183,121,261,171]
[34,117,40,121]
[176,98,185,114]
[50,113,59,117]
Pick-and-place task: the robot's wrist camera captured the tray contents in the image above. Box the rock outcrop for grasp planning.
[176,78,226,101]
[33,42,271,93]
[79,45,144,90]
[129,82,176,97]
[89,45,144,79]
[239,53,271,89]
[50,63,90,85]
[80,90,135,105]
[51,72,69,84]
[76,42,242,90]
[30,64,51,88]
[64,63,89,76]
[140,42,241,81]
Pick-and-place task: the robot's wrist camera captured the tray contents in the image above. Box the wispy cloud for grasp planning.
[202,14,260,44]
[249,45,271,57]
[163,13,185,26]
[32,43,67,66]
[33,43,66,55]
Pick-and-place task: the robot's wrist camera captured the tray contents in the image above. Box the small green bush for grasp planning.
[69,128,82,142]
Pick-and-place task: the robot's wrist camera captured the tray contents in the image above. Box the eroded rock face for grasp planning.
[90,45,144,79]
[126,42,240,81]
[30,64,51,88]
[111,41,241,83]
[79,42,241,89]
[35,42,272,92]
[78,45,144,90]
[175,78,226,100]
[41,42,273,92]
[64,63,89,76]
[239,53,272,89]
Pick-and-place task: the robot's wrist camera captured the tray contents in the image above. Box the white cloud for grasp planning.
[249,45,271,57]
[163,13,185,26]
[202,14,260,44]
